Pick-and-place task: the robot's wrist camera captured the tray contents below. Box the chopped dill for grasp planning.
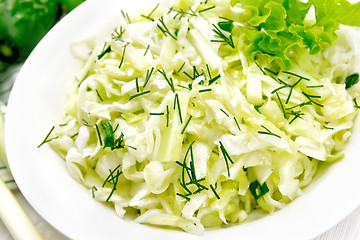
[181,115,193,134]
[95,89,103,102]
[129,90,151,100]
[157,16,177,40]
[141,3,159,21]
[234,117,241,131]
[211,24,235,48]
[220,108,229,117]
[37,126,58,148]
[199,88,212,93]
[199,6,215,13]
[118,44,128,69]
[97,45,111,60]
[158,68,175,92]
[143,67,155,88]
[258,125,281,138]
[210,184,220,199]
[219,141,234,177]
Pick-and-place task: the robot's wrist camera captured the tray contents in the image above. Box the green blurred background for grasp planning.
[0,0,86,72]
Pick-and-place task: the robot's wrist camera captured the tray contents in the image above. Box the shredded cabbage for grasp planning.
[45,0,360,233]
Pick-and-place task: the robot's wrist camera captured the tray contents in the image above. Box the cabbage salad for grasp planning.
[41,0,360,234]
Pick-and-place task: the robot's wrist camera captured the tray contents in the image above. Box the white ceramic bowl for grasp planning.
[5,0,360,239]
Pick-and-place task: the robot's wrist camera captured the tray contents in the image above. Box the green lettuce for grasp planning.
[232,0,360,69]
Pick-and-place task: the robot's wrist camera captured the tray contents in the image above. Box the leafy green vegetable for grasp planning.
[232,0,360,69]
[0,0,85,71]
[0,0,59,64]
[60,0,85,12]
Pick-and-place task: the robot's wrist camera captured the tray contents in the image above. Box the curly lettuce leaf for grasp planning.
[232,0,360,69]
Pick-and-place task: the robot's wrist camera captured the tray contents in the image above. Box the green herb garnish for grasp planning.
[129,90,151,100]
[102,164,123,202]
[95,89,103,102]
[157,16,177,40]
[218,19,234,33]
[219,141,234,177]
[249,180,269,200]
[181,115,193,134]
[210,184,220,199]
[199,88,212,93]
[38,126,58,148]
[176,141,208,201]
[158,68,175,92]
[118,44,127,69]
[234,117,241,131]
[345,73,359,89]
[198,6,215,13]
[150,112,165,116]
[95,124,103,146]
[143,67,155,89]
[97,45,111,60]
[220,108,229,117]
[258,125,281,138]
[141,3,159,21]
[211,23,235,48]
[173,93,183,124]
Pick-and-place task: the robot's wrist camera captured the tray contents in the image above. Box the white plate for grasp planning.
[5,0,360,239]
